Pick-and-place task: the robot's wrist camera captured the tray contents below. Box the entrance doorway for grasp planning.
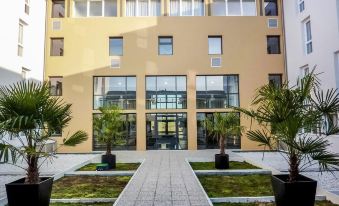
[146,113,187,150]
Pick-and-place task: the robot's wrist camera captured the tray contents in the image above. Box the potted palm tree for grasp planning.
[93,105,125,169]
[0,81,88,206]
[236,72,339,206]
[205,112,244,169]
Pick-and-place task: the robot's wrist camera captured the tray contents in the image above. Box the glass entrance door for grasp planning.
[146,113,187,150]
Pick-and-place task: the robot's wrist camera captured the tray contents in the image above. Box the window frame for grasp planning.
[109,37,124,56]
[18,21,24,57]
[73,0,118,17]
[208,36,223,55]
[304,19,313,55]
[126,0,162,16]
[158,36,173,55]
[266,35,281,54]
[169,0,205,16]
[210,0,257,16]
[50,37,64,56]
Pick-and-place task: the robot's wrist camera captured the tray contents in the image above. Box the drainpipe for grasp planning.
[281,0,289,84]
[43,0,48,83]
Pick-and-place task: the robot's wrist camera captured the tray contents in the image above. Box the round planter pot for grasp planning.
[215,153,229,169]
[5,177,54,206]
[271,174,317,206]
[102,154,116,169]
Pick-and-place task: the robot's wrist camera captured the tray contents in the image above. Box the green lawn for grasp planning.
[213,201,339,206]
[77,163,140,171]
[190,161,259,170]
[50,203,112,206]
[198,175,273,197]
[51,176,130,198]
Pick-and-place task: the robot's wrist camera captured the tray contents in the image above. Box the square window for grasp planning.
[267,36,280,54]
[159,37,173,55]
[208,36,222,55]
[52,0,65,18]
[109,37,123,56]
[51,38,64,56]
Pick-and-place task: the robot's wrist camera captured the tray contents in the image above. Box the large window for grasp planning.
[18,21,24,57]
[93,113,136,150]
[109,37,123,56]
[208,36,222,55]
[169,0,204,16]
[146,76,187,109]
[304,19,313,54]
[126,0,161,16]
[74,0,117,17]
[197,112,241,149]
[146,113,187,150]
[52,0,65,18]
[264,0,278,16]
[210,0,256,16]
[196,75,239,109]
[50,38,64,56]
[93,76,136,110]
[158,37,173,55]
[267,35,280,54]
[49,77,63,96]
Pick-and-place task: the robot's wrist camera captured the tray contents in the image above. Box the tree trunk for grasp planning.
[288,154,299,182]
[25,155,39,184]
[106,141,112,155]
[220,135,225,155]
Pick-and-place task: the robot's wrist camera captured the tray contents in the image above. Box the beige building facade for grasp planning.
[45,0,285,152]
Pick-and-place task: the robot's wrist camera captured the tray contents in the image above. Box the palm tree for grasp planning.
[93,105,125,168]
[0,81,88,184]
[205,112,244,168]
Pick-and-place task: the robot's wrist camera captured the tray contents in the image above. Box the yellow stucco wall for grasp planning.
[45,0,285,153]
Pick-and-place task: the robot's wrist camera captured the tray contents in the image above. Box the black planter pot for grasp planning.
[215,154,229,169]
[271,174,317,206]
[102,154,116,169]
[6,177,53,206]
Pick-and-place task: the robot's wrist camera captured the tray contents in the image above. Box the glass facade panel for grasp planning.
[146,76,187,109]
[93,113,136,150]
[242,0,256,16]
[74,0,87,17]
[228,0,241,15]
[105,0,117,16]
[197,112,241,149]
[211,0,226,16]
[196,75,239,109]
[90,1,103,16]
[146,113,187,150]
[93,76,136,110]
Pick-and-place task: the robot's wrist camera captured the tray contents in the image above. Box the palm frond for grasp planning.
[63,131,88,146]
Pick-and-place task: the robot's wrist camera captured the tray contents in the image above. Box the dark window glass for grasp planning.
[52,0,65,18]
[93,76,136,110]
[109,37,123,56]
[208,36,222,54]
[146,76,187,109]
[159,37,173,55]
[197,112,241,149]
[264,0,278,16]
[93,113,136,151]
[267,36,280,54]
[146,113,187,150]
[49,77,63,96]
[51,38,64,56]
[269,74,282,88]
[196,75,239,109]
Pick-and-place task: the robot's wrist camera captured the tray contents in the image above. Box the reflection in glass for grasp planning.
[146,76,187,109]
[211,0,226,16]
[159,37,173,55]
[93,76,136,110]
[227,0,241,15]
[90,1,103,16]
[208,36,222,54]
[105,0,117,16]
[196,75,239,109]
[93,113,136,150]
[264,0,278,16]
[146,113,187,150]
[197,112,241,149]
[109,37,123,56]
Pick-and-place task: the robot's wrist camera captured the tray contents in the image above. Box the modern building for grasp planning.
[283,0,339,153]
[0,0,46,85]
[44,0,285,152]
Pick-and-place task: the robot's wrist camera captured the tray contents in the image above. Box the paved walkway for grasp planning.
[114,151,217,206]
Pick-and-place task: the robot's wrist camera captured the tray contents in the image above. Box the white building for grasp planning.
[0,0,46,86]
[283,0,339,153]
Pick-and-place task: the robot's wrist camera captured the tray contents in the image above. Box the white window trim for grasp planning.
[73,0,117,17]
[126,0,161,17]
[210,0,257,17]
[25,0,30,14]
[267,18,278,28]
[303,18,312,55]
[18,21,25,57]
[169,0,205,16]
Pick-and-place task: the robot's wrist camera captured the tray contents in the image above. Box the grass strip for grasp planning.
[190,161,259,170]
